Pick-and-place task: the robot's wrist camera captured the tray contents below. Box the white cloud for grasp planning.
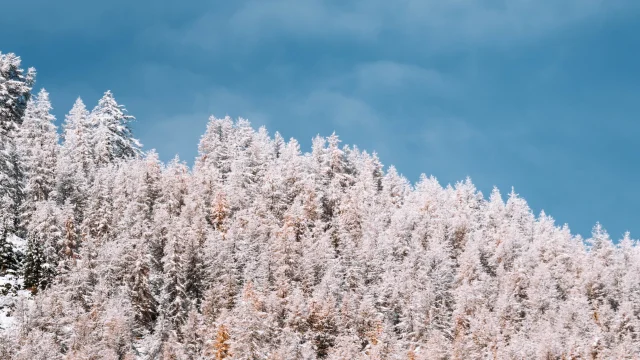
[7,0,637,51]
[167,0,637,52]
[229,0,381,41]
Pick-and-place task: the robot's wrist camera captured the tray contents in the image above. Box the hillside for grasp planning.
[2,51,640,359]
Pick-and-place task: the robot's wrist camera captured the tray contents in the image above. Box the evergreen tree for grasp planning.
[228,282,273,359]
[0,52,34,277]
[125,244,157,333]
[22,232,49,292]
[0,51,35,132]
[0,223,21,279]
[89,90,141,166]
[160,227,188,336]
[56,98,92,215]
[21,200,62,290]
[16,88,58,204]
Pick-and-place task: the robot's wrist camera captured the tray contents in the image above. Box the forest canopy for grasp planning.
[1,51,640,359]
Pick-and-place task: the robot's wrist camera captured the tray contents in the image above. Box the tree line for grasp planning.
[1,51,640,359]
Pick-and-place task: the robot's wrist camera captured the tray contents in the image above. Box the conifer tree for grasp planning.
[160,228,188,335]
[0,223,21,280]
[22,232,47,292]
[57,98,92,215]
[21,200,62,290]
[14,89,59,278]
[89,90,141,166]
[0,52,35,131]
[126,244,157,333]
[229,282,273,358]
[0,52,34,277]
[16,88,58,204]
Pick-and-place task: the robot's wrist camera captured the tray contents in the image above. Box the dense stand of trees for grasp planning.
[2,51,640,359]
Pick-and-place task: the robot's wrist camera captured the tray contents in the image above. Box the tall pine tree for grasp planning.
[89,90,141,166]
[0,52,34,278]
[57,97,92,217]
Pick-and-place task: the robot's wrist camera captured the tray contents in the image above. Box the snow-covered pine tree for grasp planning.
[195,115,233,183]
[0,52,34,279]
[21,231,47,292]
[16,88,58,204]
[89,90,141,166]
[159,224,188,338]
[227,282,273,359]
[125,243,157,334]
[0,52,35,133]
[21,200,62,291]
[56,98,92,218]
[15,89,59,256]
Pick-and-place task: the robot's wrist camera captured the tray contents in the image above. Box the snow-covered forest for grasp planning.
[2,51,640,359]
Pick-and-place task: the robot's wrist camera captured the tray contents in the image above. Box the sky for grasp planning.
[1,0,639,240]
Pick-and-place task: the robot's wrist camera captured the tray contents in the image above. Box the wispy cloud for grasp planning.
[4,0,636,51]
[157,0,638,53]
[229,0,381,41]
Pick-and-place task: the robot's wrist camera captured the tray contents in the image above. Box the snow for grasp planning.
[0,235,27,332]
[0,284,32,331]
[0,307,13,331]
[3,50,640,356]
[7,234,25,254]
[0,274,20,331]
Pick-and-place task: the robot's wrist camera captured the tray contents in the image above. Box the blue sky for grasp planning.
[2,0,640,240]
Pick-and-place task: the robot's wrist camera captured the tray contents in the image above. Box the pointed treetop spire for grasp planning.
[90,90,141,165]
